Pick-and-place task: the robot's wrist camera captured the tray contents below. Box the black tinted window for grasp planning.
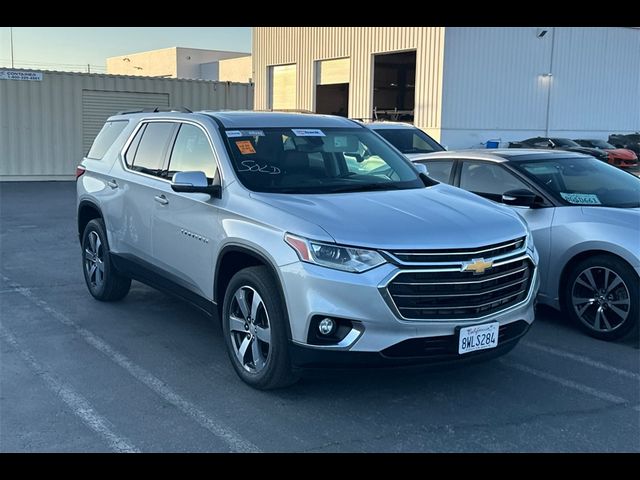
[168,124,217,178]
[460,162,528,196]
[130,122,176,174]
[421,160,453,184]
[87,121,128,159]
[376,128,443,154]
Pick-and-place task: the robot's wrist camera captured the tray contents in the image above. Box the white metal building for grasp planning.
[253,27,640,148]
[0,69,254,180]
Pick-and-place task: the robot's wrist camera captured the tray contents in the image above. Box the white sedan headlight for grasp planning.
[284,233,386,273]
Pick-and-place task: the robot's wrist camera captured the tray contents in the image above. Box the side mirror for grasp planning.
[171,171,221,198]
[414,162,429,176]
[502,189,537,207]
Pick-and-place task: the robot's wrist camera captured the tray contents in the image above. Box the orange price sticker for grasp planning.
[235,140,256,155]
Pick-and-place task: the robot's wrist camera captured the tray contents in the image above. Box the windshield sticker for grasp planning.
[235,140,256,155]
[560,192,602,205]
[291,128,325,137]
[334,136,348,148]
[226,130,265,137]
[238,160,281,175]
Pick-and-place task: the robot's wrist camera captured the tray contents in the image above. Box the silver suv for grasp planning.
[77,111,539,389]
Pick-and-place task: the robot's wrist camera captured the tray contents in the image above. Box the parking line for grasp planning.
[503,360,628,404]
[0,274,261,453]
[0,327,140,453]
[522,340,640,381]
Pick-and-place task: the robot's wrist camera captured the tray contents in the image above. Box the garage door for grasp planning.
[269,64,296,110]
[82,90,170,154]
[316,58,350,85]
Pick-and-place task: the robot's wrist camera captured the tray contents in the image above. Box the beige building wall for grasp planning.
[0,69,254,180]
[107,48,251,81]
[252,27,446,140]
[218,56,253,83]
[107,47,178,78]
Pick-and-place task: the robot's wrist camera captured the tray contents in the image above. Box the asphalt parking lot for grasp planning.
[1,181,638,453]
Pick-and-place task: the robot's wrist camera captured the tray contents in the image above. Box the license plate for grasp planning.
[458,322,499,355]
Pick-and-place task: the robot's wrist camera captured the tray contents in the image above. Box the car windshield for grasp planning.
[552,138,580,148]
[512,156,640,208]
[373,128,443,154]
[222,127,424,194]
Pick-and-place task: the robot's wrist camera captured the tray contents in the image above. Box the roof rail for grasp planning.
[252,108,315,114]
[115,107,193,115]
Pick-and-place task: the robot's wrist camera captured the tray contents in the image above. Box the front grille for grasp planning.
[381,320,529,358]
[387,237,525,264]
[385,258,534,320]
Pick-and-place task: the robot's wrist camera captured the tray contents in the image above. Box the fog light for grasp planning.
[318,318,336,336]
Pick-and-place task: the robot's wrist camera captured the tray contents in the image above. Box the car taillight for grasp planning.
[75,165,86,179]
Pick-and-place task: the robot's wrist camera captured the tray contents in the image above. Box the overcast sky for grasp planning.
[0,27,252,73]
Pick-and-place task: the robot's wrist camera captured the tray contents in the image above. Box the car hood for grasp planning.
[607,148,638,160]
[250,184,527,250]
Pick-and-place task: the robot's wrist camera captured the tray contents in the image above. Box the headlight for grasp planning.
[284,233,386,273]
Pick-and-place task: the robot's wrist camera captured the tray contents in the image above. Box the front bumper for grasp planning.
[290,319,530,368]
[280,252,539,364]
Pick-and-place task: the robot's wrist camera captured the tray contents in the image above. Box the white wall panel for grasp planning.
[440,27,639,149]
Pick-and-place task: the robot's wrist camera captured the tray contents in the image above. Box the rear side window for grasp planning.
[87,121,128,160]
[125,122,176,175]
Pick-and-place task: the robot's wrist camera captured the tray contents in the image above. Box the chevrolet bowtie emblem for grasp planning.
[462,258,493,274]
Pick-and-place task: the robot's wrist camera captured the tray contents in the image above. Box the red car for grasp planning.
[575,139,638,169]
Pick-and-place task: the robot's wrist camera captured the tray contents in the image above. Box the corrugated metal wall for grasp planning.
[441,27,640,148]
[0,70,254,180]
[253,27,445,139]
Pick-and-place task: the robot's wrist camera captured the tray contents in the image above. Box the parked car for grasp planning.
[413,149,639,341]
[509,137,610,163]
[574,139,638,169]
[608,133,640,157]
[362,121,446,160]
[77,111,539,389]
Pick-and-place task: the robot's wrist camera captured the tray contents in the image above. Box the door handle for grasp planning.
[107,179,118,189]
[154,194,169,205]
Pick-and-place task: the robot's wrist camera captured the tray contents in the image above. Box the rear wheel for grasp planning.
[82,218,131,301]
[222,266,298,389]
[564,255,638,341]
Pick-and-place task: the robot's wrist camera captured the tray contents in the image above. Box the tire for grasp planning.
[81,218,131,302]
[563,254,639,341]
[221,266,299,389]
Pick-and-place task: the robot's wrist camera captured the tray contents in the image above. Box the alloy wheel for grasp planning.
[84,231,105,289]
[228,286,271,373]
[571,266,631,333]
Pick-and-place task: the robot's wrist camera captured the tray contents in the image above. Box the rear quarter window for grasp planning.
[87,121,128,160]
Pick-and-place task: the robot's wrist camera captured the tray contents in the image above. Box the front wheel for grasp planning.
[221,266,299,389]
[564,254,638,341]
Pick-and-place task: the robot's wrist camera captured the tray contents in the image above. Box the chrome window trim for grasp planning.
[118,117,224,187]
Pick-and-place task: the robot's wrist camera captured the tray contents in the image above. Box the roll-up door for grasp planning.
[316,58,350,85]
[269,64,296,110]
[82,90,169,154]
